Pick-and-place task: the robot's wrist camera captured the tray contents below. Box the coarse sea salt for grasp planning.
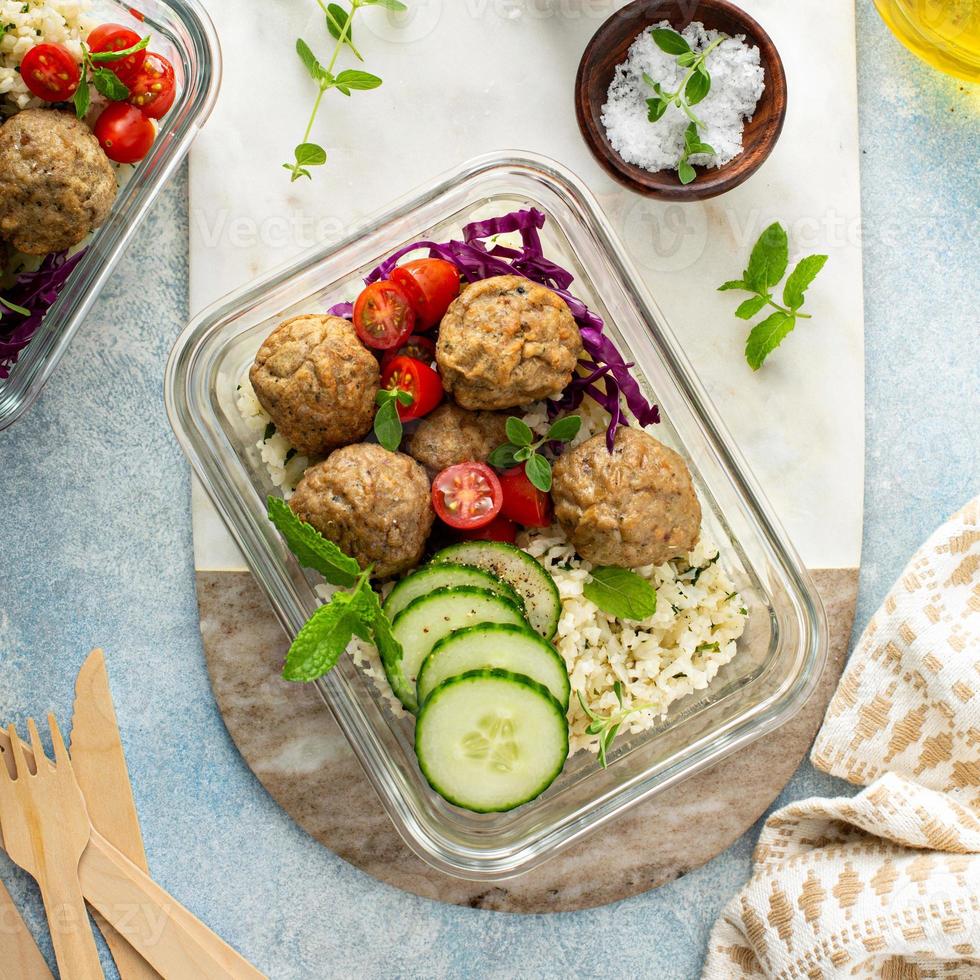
[601,21,765,175]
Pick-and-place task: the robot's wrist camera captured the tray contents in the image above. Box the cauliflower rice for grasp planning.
[0,0,93,114]
[237,376,748,757]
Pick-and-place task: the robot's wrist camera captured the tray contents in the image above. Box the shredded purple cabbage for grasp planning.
[353,208,659,447]
[0,250,86,380]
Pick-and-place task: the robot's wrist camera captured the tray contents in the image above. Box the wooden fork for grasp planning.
[0,717,104,980]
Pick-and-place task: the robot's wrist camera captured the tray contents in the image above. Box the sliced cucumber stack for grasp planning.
[383,563,524,622]
[385,587,526,713]
[415,669,569,813]
[431,541,561,640]
[417,623,570,710]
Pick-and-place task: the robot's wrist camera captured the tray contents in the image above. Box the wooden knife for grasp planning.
[0,877,53,980]
[70,649,161,980]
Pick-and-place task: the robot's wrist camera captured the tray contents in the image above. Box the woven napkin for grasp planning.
[703,498,980,979]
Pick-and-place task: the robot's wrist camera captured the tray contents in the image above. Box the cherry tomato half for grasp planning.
[458,515,518,544]
[87,23,146,85]
[353,280,416,350]
[432,462,503,531]
[500,465,553,528]
[381,356,443,422]
[380,334,436,372]
[126,52,176,119]
[20,44,80,102]
[93,102,155,163]
[391,258,460,329]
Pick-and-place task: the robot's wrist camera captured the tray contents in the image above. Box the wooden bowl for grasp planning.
[575,0,787,201]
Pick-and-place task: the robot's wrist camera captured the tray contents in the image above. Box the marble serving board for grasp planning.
[186,0,864,908]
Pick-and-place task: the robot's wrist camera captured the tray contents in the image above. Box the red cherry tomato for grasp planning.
[432,463,503,531]
[380,335,436,372]
[353,280,416,350]
[87,23,147,84]
[20,44,80,102]
[93,102,155,163]
[380,356,443,422]
[126,52,176,119]
[391,258,460,329]
[499,466,553,528]
[458,515,518,544]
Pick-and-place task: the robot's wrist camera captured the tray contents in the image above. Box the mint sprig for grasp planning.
[373,387,413,451]
[285,0,404,182]
[577,682,658,768]
[582,566,657,621]
[269,495,403,682]
[489,414,582,493]
[643,28,726,184]
[73,35,150,119]
[719,222,828,370]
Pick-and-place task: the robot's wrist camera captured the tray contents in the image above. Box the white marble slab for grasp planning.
[188,0,864,572]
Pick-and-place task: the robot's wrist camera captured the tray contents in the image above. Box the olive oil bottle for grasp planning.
[873,0,980,81]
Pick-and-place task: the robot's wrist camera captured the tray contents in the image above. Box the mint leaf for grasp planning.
[746,223,789,292]
[294,142,327,168]
[89,34,149,63]
[745,311,796,371]
[685,66,710,105]
[735,295,769,320]
[545,415,582,443]
[282,592,363,681]
[505,417,534,447]
[718,280,747,292]
[783,254,828,311]
[268,496,361,586]
[525,453,553,493]
[333,69,382,90]
[651,28,691,55]
[583,567,657,621]
[355,585,403,672]
[73,76,90,119]
[91,66,130,100]
[373,396,402,451]
[488,443,522,470]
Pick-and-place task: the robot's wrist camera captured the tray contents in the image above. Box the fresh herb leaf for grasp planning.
[745,310,796,371]
[613,680,624,709]
[373,395,403,451]
[333,68,382,90]
[73,74,91,118]
[695,642,721,654]
[488,443,522,470]
[505,416,534,447]
[294,142,328,168]
[513,446,533,463]
[685,65,710,105]
[524,453,553,493]
[651,27,691,55]
[783,254,829,311]
[583,567,657,621]
[545,415,582,443]
[0,297,31,317]
[746,222,789,292]
[89,35,149,63]
[263,421,276,441]
[718,280,747,292]
[646,97,668,122]
[325,3,364,60]
[361,0,407,8]
[678,160,697,185]
[283,588,365,681]
[296,38,328,83]
[734,295,769,320]
[91,66,130,100]
[267,495,361,586]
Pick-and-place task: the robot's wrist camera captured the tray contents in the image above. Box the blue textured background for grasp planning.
[1,2,978,977]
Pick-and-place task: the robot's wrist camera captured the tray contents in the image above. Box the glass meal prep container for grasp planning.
[0,0,220,430]
[166,153,828,881]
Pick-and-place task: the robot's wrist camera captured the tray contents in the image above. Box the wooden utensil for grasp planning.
[0,729,267,980]
[0,877,54,980]
[0,717,104,980]
[70,650,161,980]
[575,0,788,200]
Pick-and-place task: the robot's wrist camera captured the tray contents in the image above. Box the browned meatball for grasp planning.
[551,428,701,568]
[250,314,380,457]
[0,109,116,255]
[288,444,434,578]
[436,275,582,410]
[406,403,508,475]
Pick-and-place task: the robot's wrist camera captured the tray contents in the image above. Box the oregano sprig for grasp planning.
[373,386,414,451]
[643,27,726,184]
[719,222,829,370]
[285,0,406,182]
[488,414,582,493]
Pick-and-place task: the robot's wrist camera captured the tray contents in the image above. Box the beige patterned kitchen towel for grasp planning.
[703,498,980,979]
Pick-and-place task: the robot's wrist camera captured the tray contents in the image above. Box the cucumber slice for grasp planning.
[383,563,525,623]
[386,587,525,713]
[415,669,569,813]
[431,541,561,640]
[417,623,570,710]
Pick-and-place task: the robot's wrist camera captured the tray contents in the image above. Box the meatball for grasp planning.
[288,444,434,578]
[436,275,582,410]
[406,403,508,475]
[0,109,116,255]
[250,314,380,457]
[551,428,701,568]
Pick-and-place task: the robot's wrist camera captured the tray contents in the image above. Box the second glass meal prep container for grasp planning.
[0,0,221,429]
[166,153,828,880]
